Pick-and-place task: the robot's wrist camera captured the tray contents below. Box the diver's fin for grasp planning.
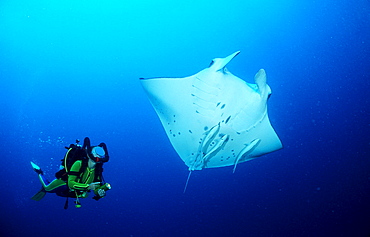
[30,161,40,170]
[30,161,43,175]
[31,187,46,201]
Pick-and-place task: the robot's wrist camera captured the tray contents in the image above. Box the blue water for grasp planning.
[1,0,369,236]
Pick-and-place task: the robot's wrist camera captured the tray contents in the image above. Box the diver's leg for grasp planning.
[32,177,67,200]
[31,162,49,187]
[31,162,67,192]
[31,162,68,200]
[37,173,50,188]
[39,177,67,192]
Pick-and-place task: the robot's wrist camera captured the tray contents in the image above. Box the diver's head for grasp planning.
[89,146,106,163]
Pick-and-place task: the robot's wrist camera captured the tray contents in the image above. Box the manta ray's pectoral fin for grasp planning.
[233,139,261,173]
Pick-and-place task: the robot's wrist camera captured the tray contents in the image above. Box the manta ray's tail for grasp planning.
[183,171,192,193]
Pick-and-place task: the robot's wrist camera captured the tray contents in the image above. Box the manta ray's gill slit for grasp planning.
[191,78,220,103]
[194,76,221,90]
[191,93,216,104]
[220,104,226,109]
[189,130,193,133]
[192,103,214,112]
[193,101,213,110]
[191,84,214,95]
[191,92,219,109]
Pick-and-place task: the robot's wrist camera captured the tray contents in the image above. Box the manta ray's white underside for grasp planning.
[140,51,282,172]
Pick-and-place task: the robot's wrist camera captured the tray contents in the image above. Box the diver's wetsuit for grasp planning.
[37,160,101,198]
[68,160,101,198]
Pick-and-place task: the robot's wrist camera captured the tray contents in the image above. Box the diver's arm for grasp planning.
[67,160,89,191]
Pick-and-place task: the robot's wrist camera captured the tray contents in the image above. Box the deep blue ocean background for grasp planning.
[1,0,369,236]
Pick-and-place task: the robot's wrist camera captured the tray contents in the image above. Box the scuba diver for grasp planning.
[31,137,111,209]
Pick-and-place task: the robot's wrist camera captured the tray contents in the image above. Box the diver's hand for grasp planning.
[97,189,106,197]
[88,182,101,190]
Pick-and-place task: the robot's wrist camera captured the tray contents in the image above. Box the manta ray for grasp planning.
[140,51,282,181]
